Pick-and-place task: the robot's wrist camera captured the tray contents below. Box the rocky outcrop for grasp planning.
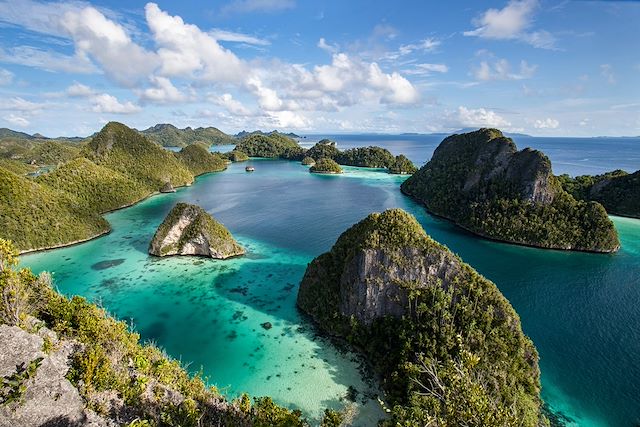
[589,170,640,218]
[401,128,619,252]
[160,181,175,193]
[149,203,244,259]
[296,209,544,425]
[0,325,114,427]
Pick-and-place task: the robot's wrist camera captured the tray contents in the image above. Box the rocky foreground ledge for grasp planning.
[149,203,244,259]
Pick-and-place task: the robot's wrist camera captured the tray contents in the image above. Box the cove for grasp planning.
[23,159,640,426]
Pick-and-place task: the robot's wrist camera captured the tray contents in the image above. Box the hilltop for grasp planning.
[141,123,236,147]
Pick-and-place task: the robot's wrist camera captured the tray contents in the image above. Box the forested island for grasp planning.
[297,209,545,426]
[558,170,640,218]
[0,122,228,253]
[401,129,620,253]
[140,123,236,147]
[309,158,343,174]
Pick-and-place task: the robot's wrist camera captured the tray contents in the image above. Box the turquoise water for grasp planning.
[23,155,640,426]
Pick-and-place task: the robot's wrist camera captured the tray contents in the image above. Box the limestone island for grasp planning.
[297,209,545,425]
[401,128,620,253]
[227,150,249,162]
[149,203,244,258]
[388,154,417,174]
[309,158,343,174]
[301,156,315,166]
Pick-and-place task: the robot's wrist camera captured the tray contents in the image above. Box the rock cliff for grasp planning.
[149,203,244,258]
[401,128,619,252]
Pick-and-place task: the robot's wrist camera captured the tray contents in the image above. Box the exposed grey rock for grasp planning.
[148,202,244,259]
[160,181,175,193]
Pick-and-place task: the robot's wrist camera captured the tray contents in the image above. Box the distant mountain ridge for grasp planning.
[235,130,301,139]
[140,123,236,147]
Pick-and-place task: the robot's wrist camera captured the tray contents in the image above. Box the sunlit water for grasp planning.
[24,134,640,426]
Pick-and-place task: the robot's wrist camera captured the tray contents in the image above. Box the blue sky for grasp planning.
[0,0,638,136]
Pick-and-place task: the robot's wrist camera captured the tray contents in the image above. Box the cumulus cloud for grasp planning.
[91,93,141,114]
[139,76,187,104]
[473,59,537,81]
[60,5,158,86]
[534,118,559,129]
[3,114,30,127]
[2,97,44,113]
[0,68,13,85]
[464,0,556,49]
[212,93,252,116]
[66,82,95,97]
[221,0,295,15]
[447,106,511,128]
[145,3,246,83]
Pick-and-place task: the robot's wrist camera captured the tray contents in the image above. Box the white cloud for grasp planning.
[317,38,338,53]
[0,68,13,85]
[473,59,537,81]
[60,5,158,86]
[212,93,252,116]
[209,29,270,46]
[404,63,448,76]
[91,93,140,114]
[66,82,95,97]
[267,110,310,129]
[221,0,295,15]
[600,64,616,84]
[448,106,511,128]
[3,114,30,127]
[139,76,187,104]
[534,118,559,129]
[1,97,44,113]
[145,3,246,83]
[399,38,441,55]
[464,0,556,49]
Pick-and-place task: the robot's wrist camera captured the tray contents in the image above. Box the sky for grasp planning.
[0,0,639,137]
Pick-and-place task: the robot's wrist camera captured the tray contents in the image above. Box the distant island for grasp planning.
[401,128,620,253]
[309,157,343,174]
[140,123,236,147]
[297,209,545,425]
[235,130,301,139]
[558,170,640,218]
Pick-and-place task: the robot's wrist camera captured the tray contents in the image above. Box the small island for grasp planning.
[297,209,544,425]
[309,158,342,174]
[388,154,417,174]
[301,156,315,166]
[227,150,249,162]
[149,203,244,259]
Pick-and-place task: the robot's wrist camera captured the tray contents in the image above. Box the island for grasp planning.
[297,209,545,426]
[227,150,249,162]
[388,154,417,174]
[234,132,305,160]
[309,158,343,174]
[401,128,620,253]
[0,239,307,426]
[558,169,640,218]
[149,203,245,259]
[140,123,236,147]
[301,156,315,166]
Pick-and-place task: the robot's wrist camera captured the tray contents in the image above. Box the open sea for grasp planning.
[24,134,640,426]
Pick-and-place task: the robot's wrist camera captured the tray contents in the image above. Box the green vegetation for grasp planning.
[335,146,395,168]
[297,209,544,426]
[558,170,640,218]
[388,154,417,174]
[0,137,81,166]
[234,133,305,160]
[0,239,307,426]
[305,140,340,161]
[175,144,227,176]
[0,167,108,251]
[141,123,236,147]
[301,156,315,166]
[35,157,149,213]
[0,159,36,176]
[401,129,619,252]
[84,122,194,190]
[309,158,343,174]
[227,150,249,162]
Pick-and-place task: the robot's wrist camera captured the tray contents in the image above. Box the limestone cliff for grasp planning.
[297,209,544,425]
[401,128,619,252]
[149,203,244,259]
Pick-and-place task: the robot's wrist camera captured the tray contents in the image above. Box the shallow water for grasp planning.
[24,142,640,426]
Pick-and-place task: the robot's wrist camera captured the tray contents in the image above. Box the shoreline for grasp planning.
[19,167,227,255]
[399,187,620,255]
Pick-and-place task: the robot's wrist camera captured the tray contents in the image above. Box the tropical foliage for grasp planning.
[141,123,236,147]
[309,158,343,174]
[175,144,227,176]
[234,133,305,160]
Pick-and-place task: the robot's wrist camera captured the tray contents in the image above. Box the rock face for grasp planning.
[589,170,640,218]
[149,203,244,258]
[0,325,114,427]
[401,128,619,252]
[160,181,175,193]
[296,209,543,425]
